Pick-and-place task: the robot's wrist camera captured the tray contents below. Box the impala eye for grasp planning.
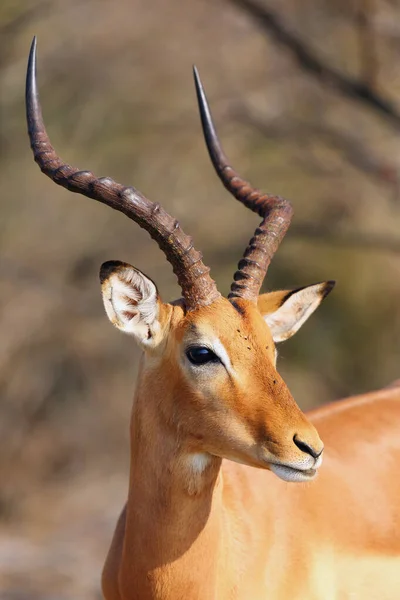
[186,346,219,365]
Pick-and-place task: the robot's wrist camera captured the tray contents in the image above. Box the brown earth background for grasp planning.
[1,0,400,597]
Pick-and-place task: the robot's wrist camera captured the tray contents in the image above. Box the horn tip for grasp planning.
[192,65,202,93]
[27,36,38,86]
[29,36,37,60]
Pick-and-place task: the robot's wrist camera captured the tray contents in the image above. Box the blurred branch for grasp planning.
[356,0,379,88]
[0,1,51,67]
[226,0,400,127]
[214,224,400,272]
[236,107,400,197]
[290,223,400,254]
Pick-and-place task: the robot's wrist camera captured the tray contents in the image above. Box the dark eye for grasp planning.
[186,346,219,365]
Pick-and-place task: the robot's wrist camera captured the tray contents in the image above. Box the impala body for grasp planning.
[25,38,400,600]
[104,381,400,600]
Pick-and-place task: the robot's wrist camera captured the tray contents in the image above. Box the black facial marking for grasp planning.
[231,300,246,317]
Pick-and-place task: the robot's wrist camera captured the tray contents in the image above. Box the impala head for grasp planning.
[26,38,334,483]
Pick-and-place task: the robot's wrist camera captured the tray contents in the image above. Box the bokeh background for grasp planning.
[2,0,400,597]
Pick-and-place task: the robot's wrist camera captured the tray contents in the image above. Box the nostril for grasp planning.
[293,435,323,459]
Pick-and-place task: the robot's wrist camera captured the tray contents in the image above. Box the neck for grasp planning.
[120,367,225,600]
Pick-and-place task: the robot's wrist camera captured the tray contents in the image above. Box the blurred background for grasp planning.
[1,0,400,597]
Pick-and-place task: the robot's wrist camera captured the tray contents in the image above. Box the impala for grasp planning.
[26,37,400,600]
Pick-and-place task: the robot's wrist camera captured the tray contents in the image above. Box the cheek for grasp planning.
[193,369,234,408]
[176,370,234,430]
[178,356,229,402]
[176,370,266,456]
[193,377,251,442]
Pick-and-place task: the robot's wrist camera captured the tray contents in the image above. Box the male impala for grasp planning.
[26,37,400,599]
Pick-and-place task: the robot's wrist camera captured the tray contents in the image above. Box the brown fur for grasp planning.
[101,293,400,600]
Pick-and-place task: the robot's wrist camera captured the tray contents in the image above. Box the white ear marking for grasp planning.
[100,261,162,346]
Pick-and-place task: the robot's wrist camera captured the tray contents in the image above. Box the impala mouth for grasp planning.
[270,462,318,483]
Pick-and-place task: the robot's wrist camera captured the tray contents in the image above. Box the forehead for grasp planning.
[176,297,274,351]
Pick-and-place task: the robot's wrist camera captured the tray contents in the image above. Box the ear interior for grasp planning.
[259,281,335,343]
[100,260,161,343]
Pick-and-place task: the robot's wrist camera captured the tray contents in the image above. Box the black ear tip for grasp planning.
[322,280,336,298]
[99,260,124,284]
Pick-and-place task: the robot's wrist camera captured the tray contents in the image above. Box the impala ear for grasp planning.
[100,261,169,348]
[258,281,335,343]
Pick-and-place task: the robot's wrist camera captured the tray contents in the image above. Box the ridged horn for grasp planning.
[193,66,293,302]
[25,37,221,310]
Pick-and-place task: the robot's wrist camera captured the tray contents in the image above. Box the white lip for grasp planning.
[270,463,318,483]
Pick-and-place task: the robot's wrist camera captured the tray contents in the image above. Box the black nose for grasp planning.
[293,435,323,459]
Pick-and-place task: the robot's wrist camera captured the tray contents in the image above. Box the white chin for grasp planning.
[270,463,318,483]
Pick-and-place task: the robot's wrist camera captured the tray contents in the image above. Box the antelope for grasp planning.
[26,37,400,600]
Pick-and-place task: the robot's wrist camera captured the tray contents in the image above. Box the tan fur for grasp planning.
[99,281,400,600]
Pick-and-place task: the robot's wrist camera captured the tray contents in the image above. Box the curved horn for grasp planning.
[25,37,220,311]
[193,66,293,302]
